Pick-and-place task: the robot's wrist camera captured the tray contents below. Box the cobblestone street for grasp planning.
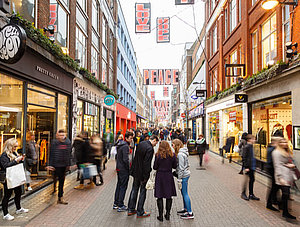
[0,152,299,227]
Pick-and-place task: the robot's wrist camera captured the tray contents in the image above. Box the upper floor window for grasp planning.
[91,46,99,79]
[283,5,291,59]
[252,0,257,6]
[77,0,86,12]
[102,18,108,46]
[252,31,258,74]
[49,0,69,48]
[75,27,87,68]
[212,25,218,54]
[76,6,88,33]
[92,0,99,32]
[230,50,237,85]
[229,0,237,33]
[11,0,36,24]
[262,14,277,68]
[224,8,228,39]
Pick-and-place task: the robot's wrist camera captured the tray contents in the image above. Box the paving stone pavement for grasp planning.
[0,151,299,227]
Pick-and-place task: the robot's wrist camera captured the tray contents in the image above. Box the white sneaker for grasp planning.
[27,186,32,191]
[16,208,29,214]
[3,213,14,221]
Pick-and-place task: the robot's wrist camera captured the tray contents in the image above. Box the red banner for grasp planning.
[143,69,179,85]
[157,17,170,43]
[135,3,151,33]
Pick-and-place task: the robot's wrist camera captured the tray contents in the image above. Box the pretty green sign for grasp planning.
[104,95,115,106]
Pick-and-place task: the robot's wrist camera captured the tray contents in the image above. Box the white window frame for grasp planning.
[252,30,258,74]
[262,14,277,68]
[282,5,291,60]
[230,0,237,33]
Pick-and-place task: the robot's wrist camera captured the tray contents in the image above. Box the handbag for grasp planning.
[0,171,6,184]
[111,146,117,160]
[6,163,26,189]
[145,171,156,190]
[80,164,98,179]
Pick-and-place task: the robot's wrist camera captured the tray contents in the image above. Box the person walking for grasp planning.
[104,128,114,159]
[266,136,281,211]
[196,134,206,167]
[241,134,260,201]
[153,141,177,222]
[90,135,104,186]
[25,131,38,191]
[0,138,28,221]
[48,129,71,205]
[127,135,159,218]
[113,131,134,211]
[272,138,297,219]
[172,139,194,219]
[238,132,248,174]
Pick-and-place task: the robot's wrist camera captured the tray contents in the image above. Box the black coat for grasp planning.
[73,137,90,164]
[130,140,154,182]
[116,140,130,172]
[49,138,71,167]
[196,138,207,154]
[242,144,255,170]
[0,152,20,170]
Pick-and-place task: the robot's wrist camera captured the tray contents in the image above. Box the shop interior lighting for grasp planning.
[9,85,12,89]
[262,0,298,10]
[0,85,2,89]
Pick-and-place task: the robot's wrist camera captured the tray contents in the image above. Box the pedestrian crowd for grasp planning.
[0,126,299,223]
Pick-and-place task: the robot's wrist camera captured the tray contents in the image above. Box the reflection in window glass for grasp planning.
[58,94,68,134]
[28,90,56,108]
[11,0,35,24]
[49,0,68,47]
[0,73,23,153]
[76,101,83,134]
[28,84,55,95]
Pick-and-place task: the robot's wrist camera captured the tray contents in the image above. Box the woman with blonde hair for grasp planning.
[171,139,194,219]
[0,138,28,221]
[153,141,177,222]
[272,138,297,220]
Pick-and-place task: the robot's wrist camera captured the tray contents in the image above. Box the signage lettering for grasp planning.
[74,79,101,104]
[104,95,115,106]
[135,3,151,33]
[36,66,59,80]
[143,69,179,85]
[0,24,26,64]
[157,17,170,43]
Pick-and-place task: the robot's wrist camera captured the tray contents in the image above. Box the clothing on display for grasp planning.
[256,127,267,145]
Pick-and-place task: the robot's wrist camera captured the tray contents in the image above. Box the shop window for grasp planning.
[252,31,258,74]
[49,0,69,48]
[252,95,292,162]
[57,94,68,133]
[209,112,220,153]
[75,27,87,68]
[76,100,83,133]
[27,90,56,108]
[10,0,36,24]
[229,0,237,33]
[262,14,277,68]
[84,103,100,136]
[91,46,99,79]
[0,74,23,153]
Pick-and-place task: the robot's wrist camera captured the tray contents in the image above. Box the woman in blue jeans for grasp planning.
[172,139,194,219]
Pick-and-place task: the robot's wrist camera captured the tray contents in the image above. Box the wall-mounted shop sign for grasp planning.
[104,95,115,106]
[0,24,26,64]
[157,17,170,43]
[74,79,102,104]
[143,69,179,85]
[196,89,206,98]
[36,66,59,80]
[135,3,151,33]
[175,0,194,5]
[235,94,248,103]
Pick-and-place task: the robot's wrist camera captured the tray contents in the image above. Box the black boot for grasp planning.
[165,198,172,220]
[157,199,163,222]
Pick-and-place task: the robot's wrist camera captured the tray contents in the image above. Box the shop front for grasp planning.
[188,103,205,140]
[207,111,220,153]
[0,47,73,179]
[116,103,136,135]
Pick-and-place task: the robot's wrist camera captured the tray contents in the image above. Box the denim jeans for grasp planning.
[181,176,192,213]
[128,178,147,216]
[114,171,129,207]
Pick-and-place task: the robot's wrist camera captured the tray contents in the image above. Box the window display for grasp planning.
[83,102,100,136]
[222,106,243,153]
[209,111,219,153]
[252,95,292,161]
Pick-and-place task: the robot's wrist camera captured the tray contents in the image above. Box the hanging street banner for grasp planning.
[153,100,170,117]
[143,69,179,85]
[135,3,151,33]
[175,0,194,5]
[157,17,170,43]
[150,91,155,100]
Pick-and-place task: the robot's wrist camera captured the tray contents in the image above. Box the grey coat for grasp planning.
[177,147,190,179]
[272,148,295,186]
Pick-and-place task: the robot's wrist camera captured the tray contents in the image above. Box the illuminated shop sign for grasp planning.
[143,69,179,85]
[157,17,170,43]
[135,3,151,33]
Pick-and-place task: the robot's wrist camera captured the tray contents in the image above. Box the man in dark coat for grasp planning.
[127,135,159,218]
[196,134,207,167]
[113,131,134,211]
[48,129,71,205]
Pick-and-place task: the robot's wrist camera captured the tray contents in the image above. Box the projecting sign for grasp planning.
[175,0,194,5]
[196,90,206,98]
[225,64,246,77]
[0,24,26,64]
[135,3,151,33]
[157,17,170,43]
[143,69,179,85]
[104,95,115,106]
[235,94,248,103]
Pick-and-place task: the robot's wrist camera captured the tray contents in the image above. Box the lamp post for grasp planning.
[261,0,298,10]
